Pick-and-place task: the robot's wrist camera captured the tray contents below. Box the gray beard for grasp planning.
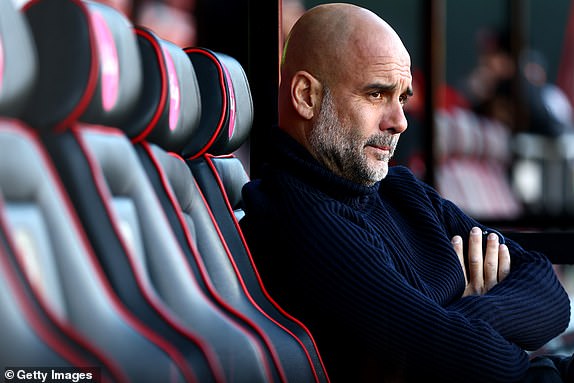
[308,88,396,186]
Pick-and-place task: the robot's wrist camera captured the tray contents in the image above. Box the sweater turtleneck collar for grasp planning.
[268,127,380,198]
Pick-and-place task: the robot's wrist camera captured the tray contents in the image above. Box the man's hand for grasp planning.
[451,227,511,297]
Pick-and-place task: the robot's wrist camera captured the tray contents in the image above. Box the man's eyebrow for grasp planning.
[363,83,414,96]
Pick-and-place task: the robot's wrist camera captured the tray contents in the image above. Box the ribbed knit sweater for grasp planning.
[241,128,571,383]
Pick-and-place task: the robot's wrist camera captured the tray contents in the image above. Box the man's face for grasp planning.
[308,76,410,186]
[302,11,412,186]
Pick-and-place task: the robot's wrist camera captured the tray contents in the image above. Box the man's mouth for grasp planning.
[366,145,393,160]
[368,144,391,153]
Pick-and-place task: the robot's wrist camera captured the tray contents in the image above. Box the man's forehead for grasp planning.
[369,58,412,74]
[349,57,412,88]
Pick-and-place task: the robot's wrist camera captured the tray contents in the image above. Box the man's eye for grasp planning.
[399,94,409,106]
[370,91,382,99]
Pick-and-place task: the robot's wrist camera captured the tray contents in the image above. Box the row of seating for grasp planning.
[0,0,330,381]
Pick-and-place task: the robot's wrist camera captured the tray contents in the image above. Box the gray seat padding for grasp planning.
[0,0,37,117]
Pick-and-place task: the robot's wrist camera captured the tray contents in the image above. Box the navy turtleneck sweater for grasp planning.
[240,128,571,382]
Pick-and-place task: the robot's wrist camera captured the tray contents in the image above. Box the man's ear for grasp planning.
[290,71,322,120]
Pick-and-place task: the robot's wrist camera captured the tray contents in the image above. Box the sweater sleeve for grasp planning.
[407,167,571,350]
[436,195,571,350]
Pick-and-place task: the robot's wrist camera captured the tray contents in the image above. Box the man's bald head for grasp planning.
[281,3,406,87]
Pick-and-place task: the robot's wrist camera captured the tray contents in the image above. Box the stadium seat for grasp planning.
[182,47,331,383]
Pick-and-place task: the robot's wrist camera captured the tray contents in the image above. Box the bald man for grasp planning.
[278,3,411,186]
[241,4,572,382]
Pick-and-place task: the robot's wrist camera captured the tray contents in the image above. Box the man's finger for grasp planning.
[451,235,467,284]
[498,244,511,282]
[468,227,484,294]
[484,233,499,291]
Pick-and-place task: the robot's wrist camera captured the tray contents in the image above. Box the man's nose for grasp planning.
[380,102,408,134]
